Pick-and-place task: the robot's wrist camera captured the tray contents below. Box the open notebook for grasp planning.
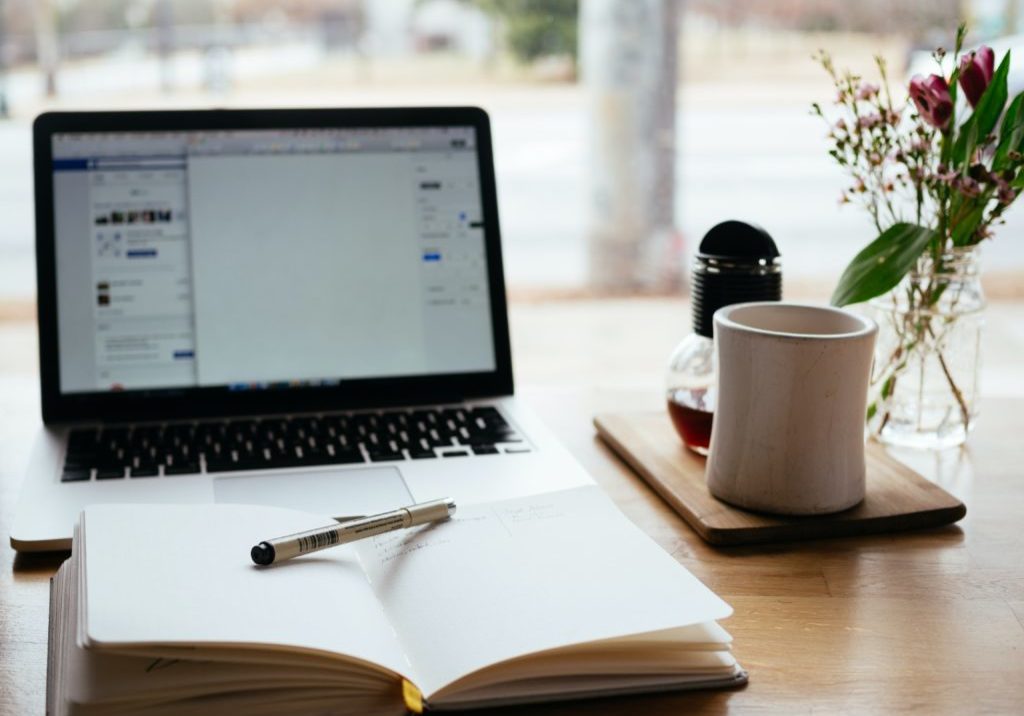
[47,486,746,715]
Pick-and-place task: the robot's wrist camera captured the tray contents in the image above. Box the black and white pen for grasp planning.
[250,497,456,566]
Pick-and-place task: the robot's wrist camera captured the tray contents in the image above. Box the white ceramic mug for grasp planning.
[706,302,878,515]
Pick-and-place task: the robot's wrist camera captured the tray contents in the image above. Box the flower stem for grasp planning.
[934,345,971,427]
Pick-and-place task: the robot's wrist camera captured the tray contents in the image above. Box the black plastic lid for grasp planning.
[692,221,782,338]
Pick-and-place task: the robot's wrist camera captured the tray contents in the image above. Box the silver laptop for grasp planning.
[12,107,592,552]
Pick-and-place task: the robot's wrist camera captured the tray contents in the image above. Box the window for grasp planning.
[1,0,1021,306]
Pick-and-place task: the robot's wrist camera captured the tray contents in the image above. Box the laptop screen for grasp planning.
[50,126,496,396]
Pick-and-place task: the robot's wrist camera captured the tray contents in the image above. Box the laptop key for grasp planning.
[472,445,499,455]
[164,462,200,476]
[62,457,91,470]
[263,452,306,469]
[92,455,124,471]
[324,447,365,464]
[442,450,470,458]
[408,450,437,460]
[129,466,159,478]
[368,450,404,462]
[95,467,126,480]
[286,447,337,469]
[61,469,91,482]
[205,458,240,473]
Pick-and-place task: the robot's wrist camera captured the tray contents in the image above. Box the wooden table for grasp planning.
[2,302,1023,714]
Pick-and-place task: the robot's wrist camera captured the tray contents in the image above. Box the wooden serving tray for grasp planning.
[594,411,966,546]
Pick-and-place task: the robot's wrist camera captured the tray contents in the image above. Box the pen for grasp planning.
[250,497,456,566]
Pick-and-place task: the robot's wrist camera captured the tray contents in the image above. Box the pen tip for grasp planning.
[251,542,275,566]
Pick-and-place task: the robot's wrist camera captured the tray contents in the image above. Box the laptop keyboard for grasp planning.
[60,406,529,482]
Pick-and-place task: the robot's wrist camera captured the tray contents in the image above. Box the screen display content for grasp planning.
[51,127,496,395]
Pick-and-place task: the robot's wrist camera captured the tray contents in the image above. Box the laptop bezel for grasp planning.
[34,107,514,424]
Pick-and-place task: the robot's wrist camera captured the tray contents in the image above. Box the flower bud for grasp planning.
[959,46,995,108]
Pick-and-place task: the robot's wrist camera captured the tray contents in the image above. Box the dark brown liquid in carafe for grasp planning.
[667,389,714,455]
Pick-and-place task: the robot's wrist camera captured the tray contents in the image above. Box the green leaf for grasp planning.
[951,202,987,246]
[830,223,936,307]
[952,51,1011,167]
[994,92,1024,168]
[882,374,896,399]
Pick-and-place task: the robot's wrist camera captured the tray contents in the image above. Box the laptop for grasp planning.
[11,107,593,552]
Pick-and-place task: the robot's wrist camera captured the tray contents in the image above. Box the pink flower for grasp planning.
[858,112,882,129]
[959,46,995,107]
[956,176,982,197]
[856,82,880,100]
[910,74,953,129]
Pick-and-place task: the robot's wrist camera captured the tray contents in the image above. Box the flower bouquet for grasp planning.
[812,27,1022,448]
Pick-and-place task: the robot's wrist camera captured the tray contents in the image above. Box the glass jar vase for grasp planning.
[866,246,985,449]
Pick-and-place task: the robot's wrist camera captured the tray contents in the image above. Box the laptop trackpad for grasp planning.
[212,467,413,518]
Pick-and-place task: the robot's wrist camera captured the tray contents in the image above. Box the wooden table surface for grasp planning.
[2,300,1023,714]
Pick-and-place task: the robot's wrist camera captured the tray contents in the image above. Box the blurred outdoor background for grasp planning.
[1,0,1024,314]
